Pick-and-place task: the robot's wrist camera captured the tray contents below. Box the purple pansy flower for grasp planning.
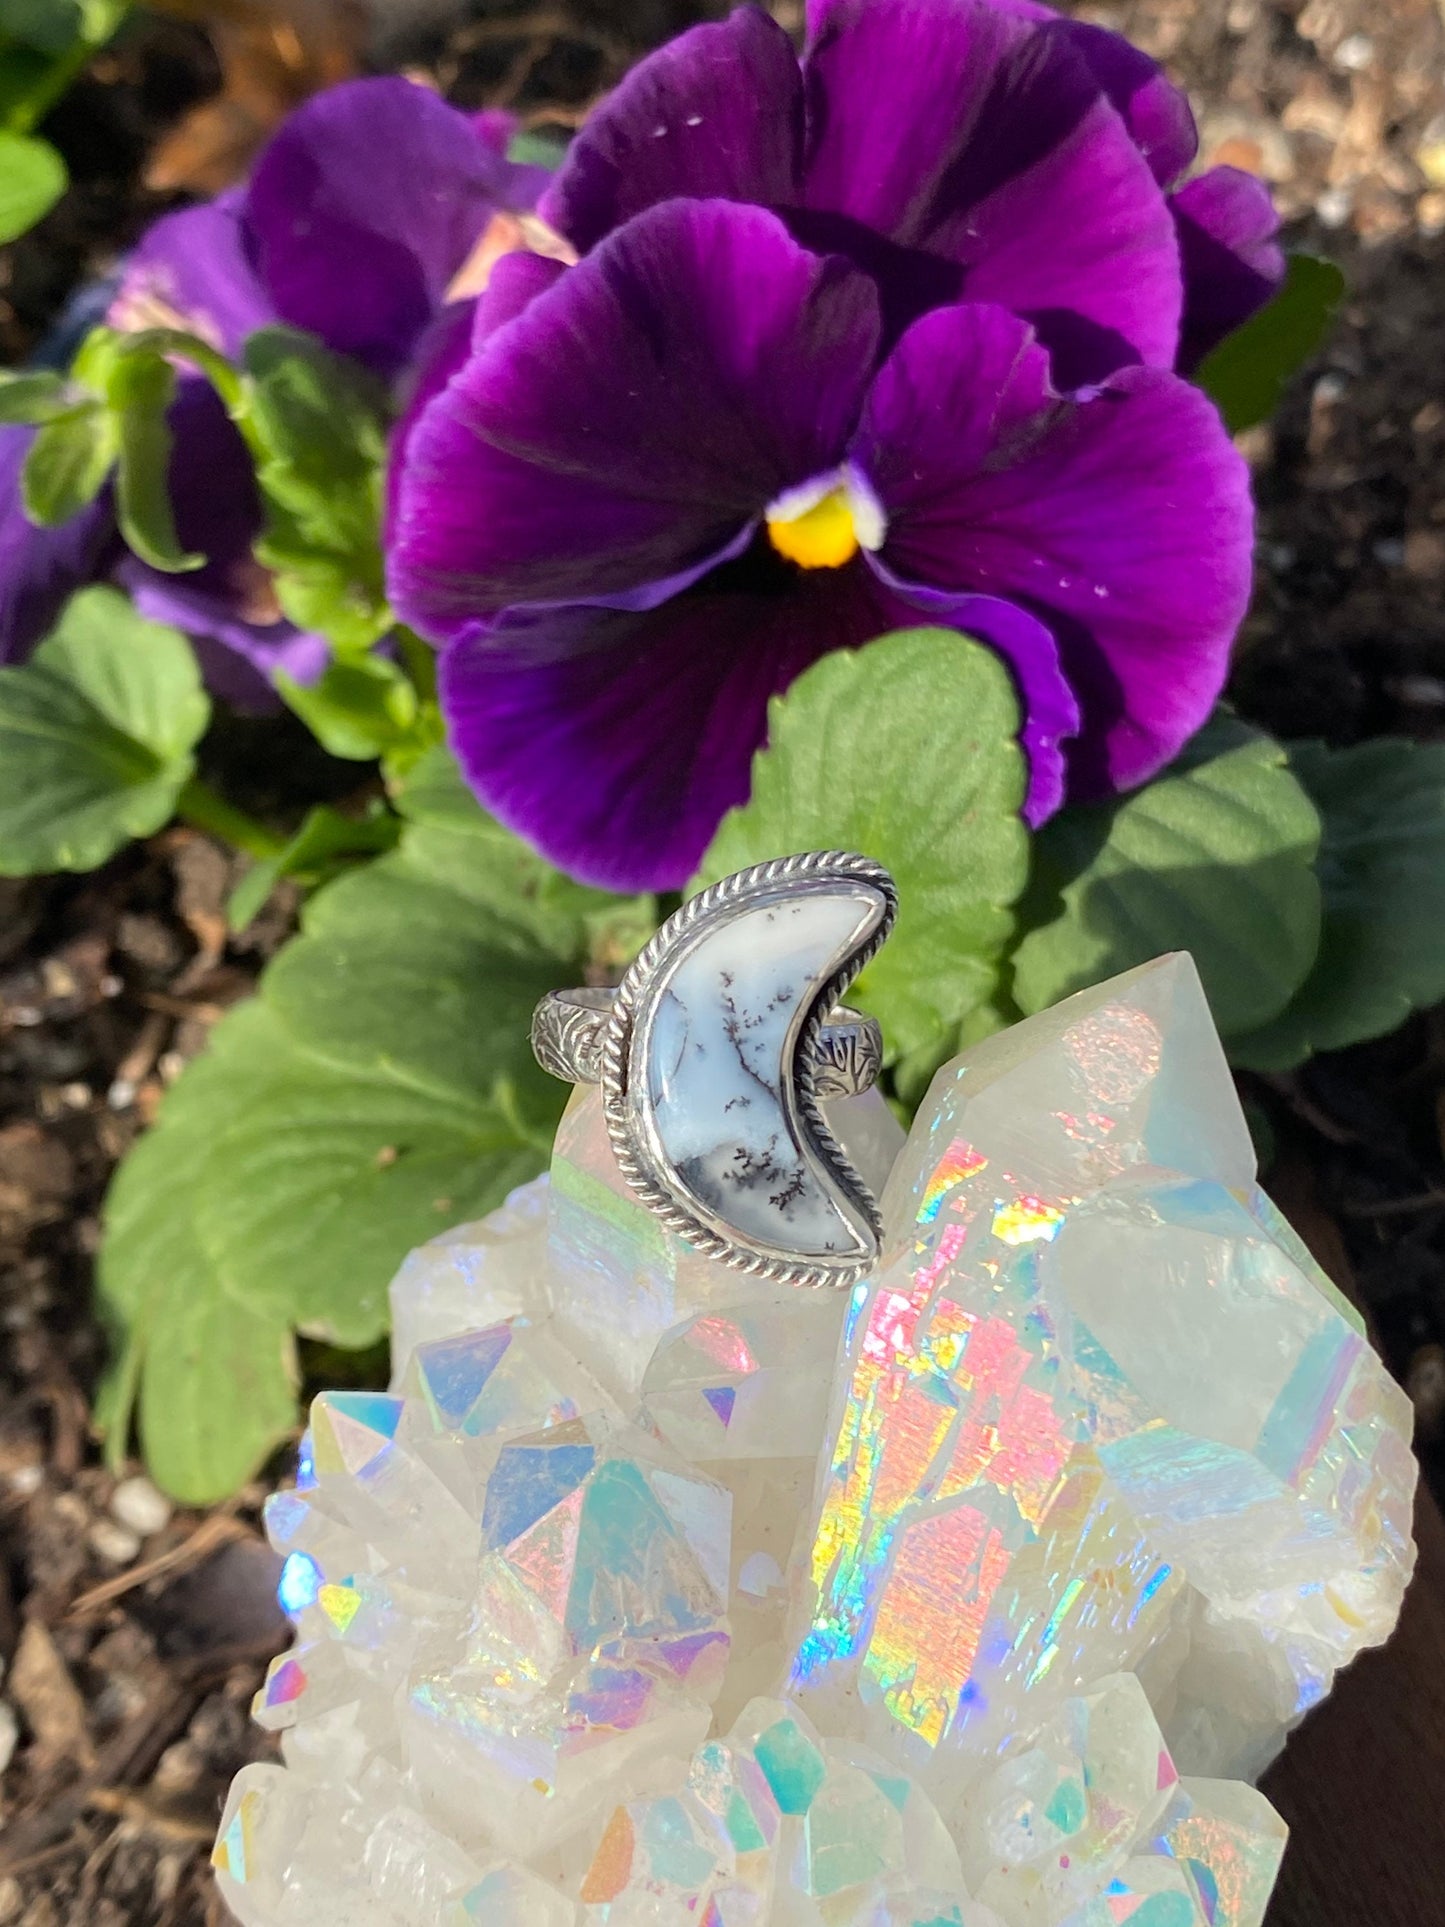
[0,78,545,702]
[389,0,1258,892]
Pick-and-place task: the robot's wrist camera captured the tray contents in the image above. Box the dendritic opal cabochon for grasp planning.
[535,849,899,1288]
[214,955,1416,1927]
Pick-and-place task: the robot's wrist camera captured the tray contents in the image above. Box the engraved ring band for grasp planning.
[532,987,884,1101]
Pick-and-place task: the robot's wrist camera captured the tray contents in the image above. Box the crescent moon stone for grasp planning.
[632,886,884,1262]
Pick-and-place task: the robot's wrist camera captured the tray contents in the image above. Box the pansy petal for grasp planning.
[471,249,568,347]
[807,0,1196,185]
[468,106,551,204]
[389,198,880,641]
[541,8,803,253]
[0,425,115,663]
[117,379,325,707]
[858,300,1252,794]
[440,557,895,891]
[108,190,275,357]
[865,559,1080,823]
[473,108,515,157]
[244,78,519,376]
[121,562,327,709]
[386,298,478,541]
[1172,166,1286,369]
[387,258,569,541]
[802,0,1181,379]
[1049,19,1195,185]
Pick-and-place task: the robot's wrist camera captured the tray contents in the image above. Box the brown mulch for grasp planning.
[3,2,1445,1923]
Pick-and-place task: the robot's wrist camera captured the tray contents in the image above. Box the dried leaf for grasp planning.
[144,0,366,195]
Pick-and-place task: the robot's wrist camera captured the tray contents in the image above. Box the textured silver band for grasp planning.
[532,988,883,1100]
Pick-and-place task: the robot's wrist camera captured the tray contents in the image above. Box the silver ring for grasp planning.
[533,990,883,1100]
[533,851,897,1289]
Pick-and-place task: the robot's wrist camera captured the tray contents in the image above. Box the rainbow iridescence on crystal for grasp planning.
[213,957,1416,1927]
[792,961,1415,1792]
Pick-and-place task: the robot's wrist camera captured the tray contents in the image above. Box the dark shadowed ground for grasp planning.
[2,2,1445,1921]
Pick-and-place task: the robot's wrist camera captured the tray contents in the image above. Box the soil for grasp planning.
[3,2,1445,1922]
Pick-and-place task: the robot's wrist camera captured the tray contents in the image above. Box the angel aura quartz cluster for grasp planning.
[214,956,1417,1927]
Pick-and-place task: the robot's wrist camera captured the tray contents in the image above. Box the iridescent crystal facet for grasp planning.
[794,960,1415,1791]
[215,957,1415,1927]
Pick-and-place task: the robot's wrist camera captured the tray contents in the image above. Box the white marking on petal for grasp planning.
[843,463,887,552]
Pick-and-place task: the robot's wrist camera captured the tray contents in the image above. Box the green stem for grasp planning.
[396,626,438,701]
[177,776,287,861]
[128,328,245,414]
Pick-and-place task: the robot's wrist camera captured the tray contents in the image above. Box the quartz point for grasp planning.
[215,955,1415,1927]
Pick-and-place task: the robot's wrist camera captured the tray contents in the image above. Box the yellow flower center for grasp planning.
[766,486,862,570]
[764,467,884,571]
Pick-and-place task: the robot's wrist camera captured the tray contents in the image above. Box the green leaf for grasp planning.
[2,0,125,57]
[0,3,127,132]
[265,851,584,1123]
[506,129,568,170]
[197,1035,544,1349]
[106,347,204,572]
[0,130,65,242]
[21,402,117,524]
[393,745,642,953]
[99,997,554,1503]
[0,49,49,128]
[242,326,391,652]
[392,747,657,974]
[2,0,87,58]
[697,629,1031,1063]
[275,654,418,761]
[0,369,82,424]
[1195,254,1345,434]
[96,1002,300,1500]
[262,541,390,652]
[0,587,210,874]
[72,321,242,412]
[1012,715,1322,1036]
[1231,740,1445,1068]
[242,326,388,488]
[96,748,657,1500]
[76,0,128,44]
[228,799,402,931]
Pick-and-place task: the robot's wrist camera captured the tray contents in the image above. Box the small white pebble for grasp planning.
[111,1475,173,1538]
[1333,32,1373,71]
[0,1700,19,1775]
[41,959,76,999]
[6,1465,42,1498]
[1315,186,1354,227]
[153,1738,203,1795]
[88,1518,142,1566]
